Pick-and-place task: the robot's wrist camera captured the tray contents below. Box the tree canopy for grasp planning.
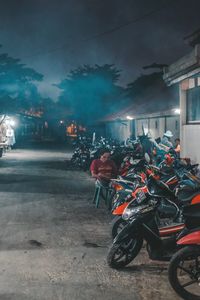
[0,45,43,113]
[55,64,126,124]
[126,72,163,101]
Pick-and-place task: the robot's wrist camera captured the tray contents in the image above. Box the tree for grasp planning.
[55,64,126,124]
[126,71,179,116]
[126,72,163,102]
[0,45,43,113]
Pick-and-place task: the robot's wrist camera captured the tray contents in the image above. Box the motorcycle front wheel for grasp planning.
[168,246,200,300]
[107,237,143,269]
[111,216,128,239]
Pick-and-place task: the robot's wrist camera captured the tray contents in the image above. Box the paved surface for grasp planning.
[0,145,180,300]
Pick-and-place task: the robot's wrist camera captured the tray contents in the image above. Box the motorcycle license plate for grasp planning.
[136,190,146,204]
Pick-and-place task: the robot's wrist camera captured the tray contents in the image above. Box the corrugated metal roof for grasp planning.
[101,79,179,122]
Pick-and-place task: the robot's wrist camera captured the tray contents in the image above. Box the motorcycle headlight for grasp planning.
[122,206,141,220]
[122,203,153,221]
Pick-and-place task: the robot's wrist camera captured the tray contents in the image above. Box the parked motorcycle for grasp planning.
[110,160,199,239]
[107,199,200,273]
[168,206,200,300]
[70,142,90,171]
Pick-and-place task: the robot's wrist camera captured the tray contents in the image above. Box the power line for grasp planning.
[20,0,179,60]
[83,0,178,42]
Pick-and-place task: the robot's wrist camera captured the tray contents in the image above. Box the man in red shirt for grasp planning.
[90,149,118,184]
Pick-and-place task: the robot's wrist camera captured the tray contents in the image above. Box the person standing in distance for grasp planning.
[160,130,173,148]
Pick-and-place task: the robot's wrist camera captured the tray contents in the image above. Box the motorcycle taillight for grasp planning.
[112,183,123,191]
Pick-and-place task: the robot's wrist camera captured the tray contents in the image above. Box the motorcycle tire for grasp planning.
[111,216,128,239]
[168,246,200,300]
[107,237,143,269]
[70,157,77,165]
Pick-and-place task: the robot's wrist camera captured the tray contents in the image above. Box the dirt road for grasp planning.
[0,146,180,300]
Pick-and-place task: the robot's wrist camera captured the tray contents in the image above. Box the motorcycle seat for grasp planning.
[182,203,200,229]
[177,188,200,202]
[160,174,175,182]
[177,178,200,202]
[148,177,176,199]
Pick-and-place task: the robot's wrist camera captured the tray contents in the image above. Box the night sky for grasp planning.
[0,0,200,100]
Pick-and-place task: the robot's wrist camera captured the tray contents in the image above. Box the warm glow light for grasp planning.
[5,118,16,127]
[126,115,133,120]
[143,127,148,135]
[174,108,181,114]
[10,120,16,127]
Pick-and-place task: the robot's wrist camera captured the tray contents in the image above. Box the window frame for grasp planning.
[186,86,200,124]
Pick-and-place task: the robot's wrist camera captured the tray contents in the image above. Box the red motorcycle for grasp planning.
[111,166,179,238]
[168,204,200,299]
[111,165,200,239]
[107,199,200,300]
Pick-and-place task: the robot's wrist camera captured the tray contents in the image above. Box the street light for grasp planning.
[126,115,133,120]
[174,108,181,114]
[5,118,16,127]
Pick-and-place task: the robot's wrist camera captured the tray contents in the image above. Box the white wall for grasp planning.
[136,116,180,142]
[182,125,200,163]
[179,81,200,163]
[106,115,180,143]
[136,119,149,136]
[106,121,131,142]
[166,116,180,142]
[179,82,200,164]
[149,118,165,139]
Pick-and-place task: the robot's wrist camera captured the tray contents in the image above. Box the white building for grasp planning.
[103,72,180,143]
[164,36,200,163]
[105,110,180,143]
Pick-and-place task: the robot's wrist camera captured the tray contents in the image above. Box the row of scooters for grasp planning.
[71,134,200,298]
[105,152,200,300]
[70,135,143,171]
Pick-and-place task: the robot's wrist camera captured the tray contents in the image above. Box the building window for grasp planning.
[187,86,200,123]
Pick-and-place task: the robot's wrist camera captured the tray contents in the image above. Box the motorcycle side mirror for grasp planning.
[144,153,150,163]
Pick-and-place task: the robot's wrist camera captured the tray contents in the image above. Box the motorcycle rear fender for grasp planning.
[191,194,200,204]
[177,230,200,245]
[113,219,139,244]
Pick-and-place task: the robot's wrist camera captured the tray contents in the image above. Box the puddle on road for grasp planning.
[83,241,106,248]
[120,264,168,275]
[28,240,43,247]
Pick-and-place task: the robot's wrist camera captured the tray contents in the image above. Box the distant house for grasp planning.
[163,29,200,163]
[102,72,180,142]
